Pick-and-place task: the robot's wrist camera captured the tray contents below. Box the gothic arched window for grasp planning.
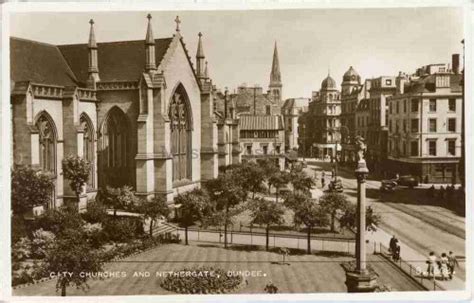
[36,113,56,174]
[81,115,95,189]
[170,87,192,181]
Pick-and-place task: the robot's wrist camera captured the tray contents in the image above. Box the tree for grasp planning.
[249,198,285,251]
[268,171,291,203]
[34,205,85,237]
[319,192,349,233]
[139,197,170,237]
[98,185,139,217]
[11,165,54,216]
[290,170,315,195]
[237,162,266,199]
[42,228,103,296]
[258,159,280,191]
[174,189,210,245]
[62,155,91,204]
[293,198,329,254]
[339,204,381,232]
[205,172,246,248]
[283,192,309,211]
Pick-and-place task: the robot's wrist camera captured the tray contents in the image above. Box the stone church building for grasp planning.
[11,15,223,209]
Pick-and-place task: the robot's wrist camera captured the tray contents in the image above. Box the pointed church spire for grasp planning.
[269,41,282,102]
[196,32,206,79]
[145,14,156,72]
[270,41,281,85]
[87,19,99,87]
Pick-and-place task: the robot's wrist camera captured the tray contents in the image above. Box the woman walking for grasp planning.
[439,253,449,281]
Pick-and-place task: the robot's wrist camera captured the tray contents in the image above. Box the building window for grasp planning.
[428,140,437,156]
[385,79,392,85]
[411,119,419,133]
[447,140,456,156]
[411,99,419,112]
[429,118,437,132]
[410,141,418,157]
[246,145,252,155]
[396,101,399,114]
[36,113,56,174]
[429,99,437,112]
[266,105,271,115]
[449,98,456,111]
[403,120,406,132]
[448,118,456,132]
[170,89,192,181]
[276,145,281,154]
[403,100,407,113]
[81,115,95,189]
[262,145,268,155]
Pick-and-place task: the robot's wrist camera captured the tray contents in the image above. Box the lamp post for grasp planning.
[345,136,377,292]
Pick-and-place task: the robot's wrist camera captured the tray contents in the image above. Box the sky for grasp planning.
[10,7,464,99]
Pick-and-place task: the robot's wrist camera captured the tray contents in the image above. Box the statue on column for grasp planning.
[354,135,369,174]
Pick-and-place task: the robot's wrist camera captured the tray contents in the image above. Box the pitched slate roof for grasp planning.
[58,38,173,85]
[239,114,283,130]
[11,37,78,86]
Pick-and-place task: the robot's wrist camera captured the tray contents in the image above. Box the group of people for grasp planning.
[389,235,401,261]
[426,251,459,280]
[427,184,459,201]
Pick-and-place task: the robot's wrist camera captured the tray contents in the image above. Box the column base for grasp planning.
[345,270,378,292]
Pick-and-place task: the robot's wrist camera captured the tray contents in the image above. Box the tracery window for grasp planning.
[36,113,56,174]
[81,115,95,188]
[170,90,191,181]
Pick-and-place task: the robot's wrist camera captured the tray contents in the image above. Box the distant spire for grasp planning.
[145,14,154,45]
[270,41,281,86]
[88,19,97,48]
[196,32,205,58]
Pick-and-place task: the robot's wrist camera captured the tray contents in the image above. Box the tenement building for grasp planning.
[386,55,462,183]
[305,74,342,160]
[11,15,222,209]
[281,97,310,153]
[231,42,285,169]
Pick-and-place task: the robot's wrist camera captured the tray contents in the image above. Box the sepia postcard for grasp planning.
[0,1,472,302]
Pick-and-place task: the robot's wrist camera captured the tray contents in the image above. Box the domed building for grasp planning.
[341,66,361,96]
[302,73,342,160]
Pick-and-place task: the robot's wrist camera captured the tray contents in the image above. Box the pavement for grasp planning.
[305,160,466,291]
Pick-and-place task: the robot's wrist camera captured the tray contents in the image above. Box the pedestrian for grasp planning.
[439,253,449,281]
[389,235,397,254]
[321,176,326,189]
[448,251,459,280]
[393,242,401,261]
[427,251,437,279]
[264,281,278,294]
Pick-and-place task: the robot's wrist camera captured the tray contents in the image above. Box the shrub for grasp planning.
[160,266,242,294]
[81,201,108,224]
[102,217,140,243]
[12,237,31,263]
[30,229,56,259]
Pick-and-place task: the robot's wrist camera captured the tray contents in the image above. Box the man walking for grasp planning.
[448,251,459,280]
[389,235,397,255]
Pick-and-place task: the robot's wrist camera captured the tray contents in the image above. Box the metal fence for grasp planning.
[376,243,445,291]
[175,227,355,254]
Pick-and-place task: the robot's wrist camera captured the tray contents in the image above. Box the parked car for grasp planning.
[396,175,419,188]
[380,180,397,192]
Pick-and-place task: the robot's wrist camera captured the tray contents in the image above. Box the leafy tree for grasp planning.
[174,189,211,245]
[237,162,266,199]
[319,192,349,232]
[139,197,170,237]
[293,198,329,254]
[98,185,139,217]
[34,206,84,236]
[339,205,381,232]
[205,172,246,248]
[289,170,315,195]
[11,165,54,216]
[42,228,103,296]
[268,171,291,203]
[249,198,285,251]
[283,192,310,211]
[62,155,91,204]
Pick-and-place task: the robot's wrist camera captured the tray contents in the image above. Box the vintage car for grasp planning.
[328,178,343,193]
[380,179,397,192]
[396,175,419,188]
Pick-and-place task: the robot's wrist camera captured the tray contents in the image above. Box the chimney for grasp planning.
[452,54,460,74]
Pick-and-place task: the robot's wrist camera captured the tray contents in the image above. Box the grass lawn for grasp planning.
[14,243,354,296]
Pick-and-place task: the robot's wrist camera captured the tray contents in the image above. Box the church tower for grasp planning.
[268,41,282,103]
